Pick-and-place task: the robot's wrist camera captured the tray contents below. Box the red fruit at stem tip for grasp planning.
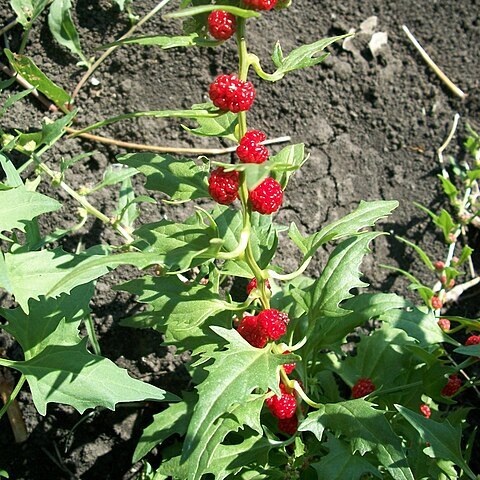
[246,277,271,295]
[431,296,443,310]
[237,130,269,164]
[257,309,289,341]
[282,350,296,375]
[266,384,297,419]
[207,10,236,41]
[237,314,268,348]
[208,167,239,205]
[420,404,431,418]
[441,374,462,397]
[243,0,278,10]
[352,378,376,399]
[209,74,256,113]
[278,415,298,435]
[434,261,445,270]
[437,318,451,331]
[249,177,283,214]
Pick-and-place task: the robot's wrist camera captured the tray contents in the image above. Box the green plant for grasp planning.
[0,1,479,479]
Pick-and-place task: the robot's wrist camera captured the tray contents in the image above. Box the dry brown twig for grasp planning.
[0,368,28,443]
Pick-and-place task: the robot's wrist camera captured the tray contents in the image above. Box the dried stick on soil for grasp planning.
[445,277,480,303]
[402,25,466,99]
[0,19,18,37]
[0,369,28,443]
[65,127,291,155]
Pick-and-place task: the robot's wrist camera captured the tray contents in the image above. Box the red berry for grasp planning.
[434,261,445,270]
[249,178,283,214]
[437,318,451,331]
[465,335,480,346]
[208,167,239,205]
[246,277,271,295]
[207,10,236,41]
[440,275,447,285]
[266,384,297,419]
[243,0,278,10]
[237,314,268,348]
[441,374,462,397]
[209,74,256,113]
[282,350,296,375]
[431,296,443,310]
[237,130,269,164]
[420,404,431,418]
[257,309,289,341]
[278,415,298,435]
[352,378,376,399]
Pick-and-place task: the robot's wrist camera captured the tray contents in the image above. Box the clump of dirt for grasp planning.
[0,0,478,477]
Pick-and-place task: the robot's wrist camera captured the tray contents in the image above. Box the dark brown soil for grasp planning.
[0,0,479,478]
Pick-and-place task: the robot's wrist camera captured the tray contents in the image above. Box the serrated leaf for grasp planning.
[300,232,382,322]
[437,175,459,200]
[48,0,88,64]
[434,209,456,242]
[1,284,94,359]
[100,33,220,49]
[183,395,267,480]
[457,245,474,265]
[134,397,193,462]
[118,152,209,202]
[0,187,61,234]
[0,154,23,187]
[311,435,381,480]
[9,338,176,415]
[183,104,237,139]
[290,200,398,257]
[314,293,412,347]
[395,405,475,480]
[133,216,222,271]
[182,327,296,479]
[117,276,232,349]
[300,400,414,480]
[5,49,71,110]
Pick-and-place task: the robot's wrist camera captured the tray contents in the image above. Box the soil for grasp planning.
[0,0,479,478]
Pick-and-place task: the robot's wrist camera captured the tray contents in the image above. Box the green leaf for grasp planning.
[134,397,193,462]
[88,164,137,193]
[4,49,71,110]
[133,215,222,271]
[269,144,306,189]
[100,33,220,50]
[457,245,474,266]
[118,153,209,202]
[183,104,237,139]
[290,200,398,257]
[0,186,61,234]
[395,405,476,480]
[48,0,88,64]
[300,232,382,321]
[437,175,458,201]
[182,327,296,479]
[165,5,260,19]
[311,435,381,480]
[0,87,33,117]
[10,0,50,26]
[315,293,412,347]
[1,284,94,359]
[395,236,434,271]
[0,154,23,187]
[453,344,480,357]
[435,209,457,242]
[380,307,449,346]
[118,276,232,349]
[300,400,414,480]
[10,338,176,415]
[253,35,350,82]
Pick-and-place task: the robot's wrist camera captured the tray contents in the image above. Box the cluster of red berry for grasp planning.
[266,383,299,435]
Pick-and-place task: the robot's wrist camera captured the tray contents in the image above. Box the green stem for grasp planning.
[0,358,17,368]
[0,374,25,421]
[34,157,134,243]
[85,316,102,356]
[18,25,31,54]
[236,17,249,138]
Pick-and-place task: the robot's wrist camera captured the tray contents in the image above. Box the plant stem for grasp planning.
[236,17,249,138]
[35,158,134,243]
[0,19,18,37]
[0,372,28,443]
[18,25,31,54]
[85,316,102,356]
[70,0,172,101]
